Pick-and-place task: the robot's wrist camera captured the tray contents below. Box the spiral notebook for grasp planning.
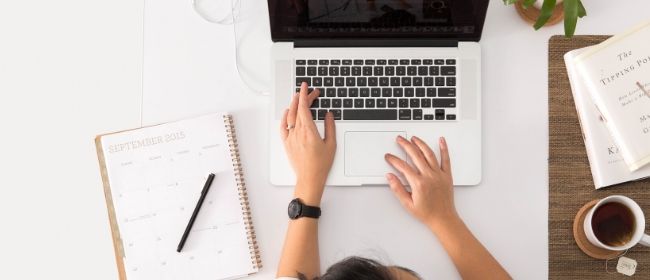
[95,113,261,280]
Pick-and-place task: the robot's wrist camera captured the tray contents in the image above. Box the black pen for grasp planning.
[177,173,215,252]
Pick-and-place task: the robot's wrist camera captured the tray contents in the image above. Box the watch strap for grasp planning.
[300,204,321,218]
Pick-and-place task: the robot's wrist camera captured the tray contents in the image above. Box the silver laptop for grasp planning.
[268,0,487,186]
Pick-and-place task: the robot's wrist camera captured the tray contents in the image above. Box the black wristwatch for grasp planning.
[288,198,321,220]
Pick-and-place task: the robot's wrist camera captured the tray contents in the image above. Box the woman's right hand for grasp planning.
[384,136,458,232]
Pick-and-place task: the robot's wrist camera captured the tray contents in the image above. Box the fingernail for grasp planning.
[411,136,418,142]
[384,153,392,160]
[440,137,447,148]
[396,135,404,141]
[385,173,392,181]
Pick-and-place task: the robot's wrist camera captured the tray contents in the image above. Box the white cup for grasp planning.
[584,195,650,251]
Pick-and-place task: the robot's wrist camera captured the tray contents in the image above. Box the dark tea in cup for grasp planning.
[591,202,636,247]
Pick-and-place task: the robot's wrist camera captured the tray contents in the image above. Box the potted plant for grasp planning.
[504,0,587,37]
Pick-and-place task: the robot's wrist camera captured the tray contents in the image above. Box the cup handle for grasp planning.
[640,234,650,247]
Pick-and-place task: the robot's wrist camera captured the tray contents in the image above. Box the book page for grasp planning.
[100,113,255,280]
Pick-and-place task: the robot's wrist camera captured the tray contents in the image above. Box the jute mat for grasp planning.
[549,35,650,278]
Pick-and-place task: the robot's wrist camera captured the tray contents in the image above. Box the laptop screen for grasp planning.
[267,0,489,42]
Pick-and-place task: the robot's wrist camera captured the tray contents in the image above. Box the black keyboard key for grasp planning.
[446,114,456,120]
[374,66,383,76]
[377,98,387,108]
[371,88,381,97]
[407,66,417,76]
[434,59,444,65]
[331,59,340,65]
[446,59,456,65]
[435,109,445,120]
[321,99,331,108]
[377,59,387,65]
[296,60,306,65]
[424,114,434,120]
[424,77,434,86]
[446,77,456,86]
[388,98,398,108]
[441,66,456,76]
[347,88,358,97]
[368,77,378,86]
[435,114,445,120]
[405,88,414,97]
[413,109,423,120]
[342,59,352,65]
[399,109,411,120]
[307,67,317,76]
[296,67,306,76]
[346,77,356,86]
[332,99,342,108]
[341,67,351,76]
[324,77,333,87]
[399,98,409,108]
[429,66,439,76]
[435,77,445,86]
[335,77,344,86]
[388,59,398,65]
[393,88,404,97]
[312,77,323,86]
[318,109,327,120]
[317,88,325,97]
[343,99,353,108]
[357,77,367,86]
[401,77,412,86]
[360,88,370,97]
[399,59,409,65]
[308,60,317,65]
[318,66,328,76]
[296,77,310,86]
[326,88,336,97]
[310,99,319,108]
[354,59,364,65]
[310,109,317,119]
[439,88,456,97]
[329,67,339,76]
[352,66,361,76]
[337,88,348,97]
[331,109,342,120]
[411,59,421,65]
[415,88,425,97]
[354,99,364,108]
[365,59,375,65]
[413,77,423,87]
[343,109,397,120]
[432,99,456,107]
[365,99,375,108]
[385,66,395,76]
[423,59,433,65]
[421,98,431,107]
[379,77,389,87]
[319,60,329,65]
[396,66,406,76]
[390,77,400,86]
[426,88,436,97]
[418,66,428,76]
[382,88,392,97]
[363,66,373,76]
[410,99,420,108]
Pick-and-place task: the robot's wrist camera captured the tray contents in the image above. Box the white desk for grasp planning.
[141,0,650,279]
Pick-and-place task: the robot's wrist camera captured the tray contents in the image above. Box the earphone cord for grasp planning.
[605,249,629,274]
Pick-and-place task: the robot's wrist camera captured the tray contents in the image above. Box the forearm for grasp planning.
[429,217,511,280]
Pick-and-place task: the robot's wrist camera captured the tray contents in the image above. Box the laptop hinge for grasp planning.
[293,39,459,48]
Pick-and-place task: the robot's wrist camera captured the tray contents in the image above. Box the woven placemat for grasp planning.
[549,35,650,278]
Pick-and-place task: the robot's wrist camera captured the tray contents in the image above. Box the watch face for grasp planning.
[288,199,302,219]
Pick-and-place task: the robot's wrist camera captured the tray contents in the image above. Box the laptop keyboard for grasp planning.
[295,58,457,121]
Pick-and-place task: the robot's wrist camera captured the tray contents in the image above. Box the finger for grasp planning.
[439,137,452,176]
[396,136,430,173]
[386,173,413,210]
[412,136,440,171]
[280,109,289,140]
[323,111,336,145]
[296,82,312,126]
[384,153,418,179]
[287,89,299,129]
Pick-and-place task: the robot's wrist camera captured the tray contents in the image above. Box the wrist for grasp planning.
[426,211,462,234]
[294,181,324,206]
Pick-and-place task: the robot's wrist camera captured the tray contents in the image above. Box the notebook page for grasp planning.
[100,113,254,280]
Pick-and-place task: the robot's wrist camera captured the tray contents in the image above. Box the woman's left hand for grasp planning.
[281,82,336,205]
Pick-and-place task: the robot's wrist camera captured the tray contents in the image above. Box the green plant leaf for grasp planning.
[578,0,587,17]
[503,0,519,5]
[564,0,578,37]
[523,0,536,9]
[533,0,556,30]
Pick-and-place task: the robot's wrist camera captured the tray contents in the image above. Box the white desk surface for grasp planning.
[1,0,648,279]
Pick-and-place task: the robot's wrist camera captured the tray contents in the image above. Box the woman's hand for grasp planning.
[384,136,457,231]
[281,82,336,206]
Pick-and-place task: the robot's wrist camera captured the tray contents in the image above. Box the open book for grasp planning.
[95,113,261,280]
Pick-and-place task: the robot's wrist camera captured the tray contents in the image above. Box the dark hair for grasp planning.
[298,257,395,280]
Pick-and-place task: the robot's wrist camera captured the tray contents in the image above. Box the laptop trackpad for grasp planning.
[344,131,407,177]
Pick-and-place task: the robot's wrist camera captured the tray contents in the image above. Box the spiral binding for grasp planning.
[223,115,262,270]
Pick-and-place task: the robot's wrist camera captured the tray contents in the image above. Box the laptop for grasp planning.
[268,0,487,186]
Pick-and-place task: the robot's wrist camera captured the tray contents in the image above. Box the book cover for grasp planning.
[574,21,650,171]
